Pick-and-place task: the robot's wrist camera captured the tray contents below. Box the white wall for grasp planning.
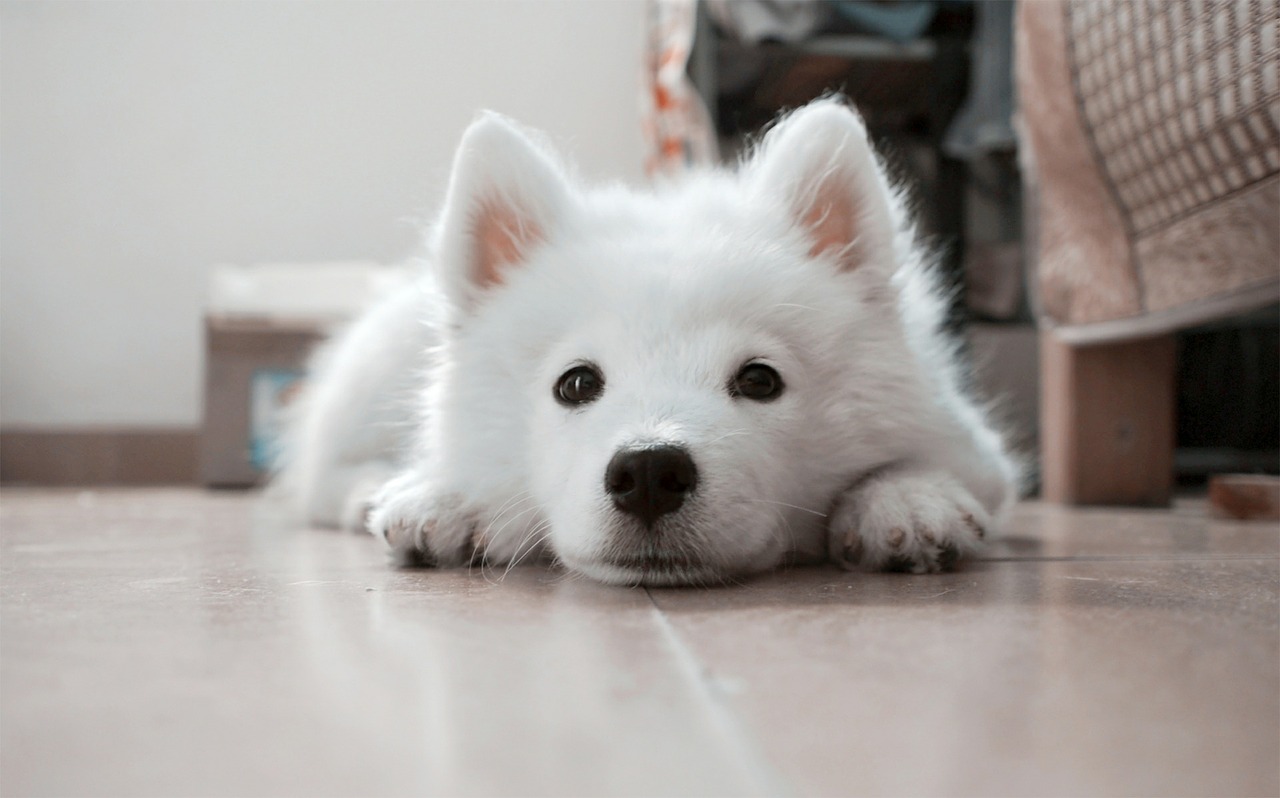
[1,0,647,428]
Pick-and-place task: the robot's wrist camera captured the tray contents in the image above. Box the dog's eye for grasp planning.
[731,363,784,401]
[555,365,605,406]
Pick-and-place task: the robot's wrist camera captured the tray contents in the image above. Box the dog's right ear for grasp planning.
[435,113,573,313]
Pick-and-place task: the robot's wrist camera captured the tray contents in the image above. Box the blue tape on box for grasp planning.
[249,368,306,472]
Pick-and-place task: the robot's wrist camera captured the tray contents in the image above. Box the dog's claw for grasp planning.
[826,468,991,574]
[962,512,986,540]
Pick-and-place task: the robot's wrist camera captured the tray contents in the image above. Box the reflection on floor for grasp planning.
[1,488,1276,797]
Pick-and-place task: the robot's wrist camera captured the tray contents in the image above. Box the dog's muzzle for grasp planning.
[604,445,698,528]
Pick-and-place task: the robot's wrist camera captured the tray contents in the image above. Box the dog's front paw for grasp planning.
[828,468,989,573]
[367,473,479,568]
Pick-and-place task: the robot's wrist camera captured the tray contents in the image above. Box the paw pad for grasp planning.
[883,554,916,573]
[842,536,863,565]
[935,541,960,570]
[392,546,436,569]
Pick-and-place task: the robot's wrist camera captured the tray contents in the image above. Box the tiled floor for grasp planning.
[1,488,1276,797]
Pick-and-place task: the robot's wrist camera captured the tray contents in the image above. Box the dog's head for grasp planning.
[430,101,919,585]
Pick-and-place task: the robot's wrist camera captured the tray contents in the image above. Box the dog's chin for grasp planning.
[569,556,727,587]
[559,516,779,587]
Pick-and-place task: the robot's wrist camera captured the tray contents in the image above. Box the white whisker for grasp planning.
[483,491,536,537]
[485,502,540,547]
[744,498,828,517]
[772,302,819,312]
[502,519,553,580]
[706,428,752,445]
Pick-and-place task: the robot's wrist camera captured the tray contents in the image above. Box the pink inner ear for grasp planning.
[472,197,544,288]
[800,181,861,268]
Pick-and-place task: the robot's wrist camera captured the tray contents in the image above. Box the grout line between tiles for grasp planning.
[644,588,795,798]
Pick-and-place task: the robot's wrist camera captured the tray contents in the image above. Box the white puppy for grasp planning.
[276,98,1020,586]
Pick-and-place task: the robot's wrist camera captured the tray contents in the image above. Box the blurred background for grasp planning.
[2,0,1277,505]
[1,1,645,437]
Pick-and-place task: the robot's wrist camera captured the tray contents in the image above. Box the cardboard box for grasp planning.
[200,316,325,486]
[199,263,411,486]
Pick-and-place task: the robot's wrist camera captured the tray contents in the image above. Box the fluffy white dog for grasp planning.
[277,98,1020,586]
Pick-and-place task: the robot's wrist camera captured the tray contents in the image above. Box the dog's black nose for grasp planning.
[605,446,698,527]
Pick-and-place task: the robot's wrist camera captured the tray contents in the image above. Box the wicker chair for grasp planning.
[1016,0,1279,504]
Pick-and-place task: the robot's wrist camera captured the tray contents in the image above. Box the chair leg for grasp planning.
[1040,331,1177,505]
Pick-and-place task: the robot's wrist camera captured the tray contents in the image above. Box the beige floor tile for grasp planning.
[1,489,1276,797]
[0,489,772,798]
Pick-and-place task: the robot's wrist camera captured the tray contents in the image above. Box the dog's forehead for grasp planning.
[566,212,797,296]
[547,266,817,381]
[513,185,862,375]
[577,179,788,253]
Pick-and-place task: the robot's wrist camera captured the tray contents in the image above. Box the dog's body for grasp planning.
[277,99,1020,586]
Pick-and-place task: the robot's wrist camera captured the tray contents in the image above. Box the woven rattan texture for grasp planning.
[1065,0,1279,236]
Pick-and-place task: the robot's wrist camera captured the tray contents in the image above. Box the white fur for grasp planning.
[274,100,1020,585]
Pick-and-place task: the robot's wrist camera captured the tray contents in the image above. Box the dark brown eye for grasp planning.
[555,365,604,406]
[731,363,784,401]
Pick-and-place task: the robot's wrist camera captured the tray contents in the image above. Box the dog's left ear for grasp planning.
[436,112,573,312]
[747,100,897,273]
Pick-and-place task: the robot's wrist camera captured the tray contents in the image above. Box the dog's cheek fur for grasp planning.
[526,401,608,566]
